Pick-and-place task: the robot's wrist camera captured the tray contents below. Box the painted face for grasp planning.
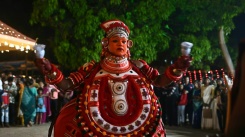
[108,36,128,57]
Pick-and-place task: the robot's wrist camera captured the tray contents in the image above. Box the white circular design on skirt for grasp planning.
[113,99,128,115]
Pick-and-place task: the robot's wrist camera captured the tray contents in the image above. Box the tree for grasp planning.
[30,0,245,71]
[30,0,175,70]
[164,0,245,70]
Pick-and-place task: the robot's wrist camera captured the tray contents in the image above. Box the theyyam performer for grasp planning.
[34,19,193,137]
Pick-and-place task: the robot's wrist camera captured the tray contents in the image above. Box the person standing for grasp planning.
[0,77,3,126]
[183,76,194,125]
[41,82,51,123]
[21,77,38,127]
[154,86,168,124]
[215,78,227,133]
[192,80,203,128]
[48,87,60,121]
[36,88,46,124]
[16,78,25,126]
[201,77,219,130]
[1,90,9,127]
[177,83,188,126]
[34,19,192,137]
[5,77,17,126]
[165,82,179,126]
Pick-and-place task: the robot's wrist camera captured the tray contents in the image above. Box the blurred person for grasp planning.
[32,77,40,89]
[183,76,194,125]
[48,88,59,121]
[41,82,51,123]
[1,88,9,127]
[38,80,44,89]
[5,77,17,126]
[215,78,227,133]
[154,86,168,124]
[1,73,8,85]
[165,82,179,126]
[36,87,46,124]
[201,77,219,130]
[0,77,3,125]
[177,83,188,126]
[16,78,25,126]
[0,77,3,91]
[192,80,203,128]
[21,77,38,127]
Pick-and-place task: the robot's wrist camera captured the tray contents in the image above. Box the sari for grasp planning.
[41,86,51,123]
[21,86,38,126]
[17,83,24,125]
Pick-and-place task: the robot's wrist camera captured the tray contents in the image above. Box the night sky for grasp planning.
[0,0,56,63]
[0,0,245,61]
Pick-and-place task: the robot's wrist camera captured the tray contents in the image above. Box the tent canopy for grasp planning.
[0,20,36,52]
[0,60,37,71]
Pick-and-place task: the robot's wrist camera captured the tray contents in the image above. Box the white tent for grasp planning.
[0,20,36,53]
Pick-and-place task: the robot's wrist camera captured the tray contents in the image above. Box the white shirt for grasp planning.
[0,79,3,90]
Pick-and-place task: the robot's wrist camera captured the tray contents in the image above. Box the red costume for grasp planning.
[35,20,192,137]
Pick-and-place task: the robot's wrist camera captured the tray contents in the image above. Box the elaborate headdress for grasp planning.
[100,20,130,38]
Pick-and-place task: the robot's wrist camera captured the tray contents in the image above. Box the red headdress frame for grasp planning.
[100,19,130,38]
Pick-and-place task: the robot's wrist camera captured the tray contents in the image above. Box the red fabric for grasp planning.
[54,99,82,137]
[100,20,130,34]
[53,62,166,136]
[178,91,188,105]
[2,93,9,104]
[98,76,143,126]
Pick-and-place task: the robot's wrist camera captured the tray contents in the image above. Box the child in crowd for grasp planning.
[36,88,46,124]
[1,82,10,127]
[177,83,188,126]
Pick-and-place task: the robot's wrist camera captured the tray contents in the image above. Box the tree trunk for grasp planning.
[218,26,234,135]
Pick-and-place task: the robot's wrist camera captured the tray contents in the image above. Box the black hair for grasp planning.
[7,77,14,82]
[23,77,34,86]
[37,87,43,91]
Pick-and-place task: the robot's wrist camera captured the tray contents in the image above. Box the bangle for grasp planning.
[45,73,63,85]
[45,65,64,85]
[164,66,182,81]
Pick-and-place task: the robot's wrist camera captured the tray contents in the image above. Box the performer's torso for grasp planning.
[76,68,161,136]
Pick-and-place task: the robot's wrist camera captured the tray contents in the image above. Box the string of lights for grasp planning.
[0,20,36,53]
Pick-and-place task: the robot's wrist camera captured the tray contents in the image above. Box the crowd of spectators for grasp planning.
[0,72,74,128]
[0,71,232,134]
[154,75,231,134]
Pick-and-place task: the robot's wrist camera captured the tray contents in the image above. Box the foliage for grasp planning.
[30,0,174,70]
[30,0,245,71]
[165,0,245,70]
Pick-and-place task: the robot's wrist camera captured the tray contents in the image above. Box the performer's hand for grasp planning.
[34,58,52,75]
[173,55,193,72]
